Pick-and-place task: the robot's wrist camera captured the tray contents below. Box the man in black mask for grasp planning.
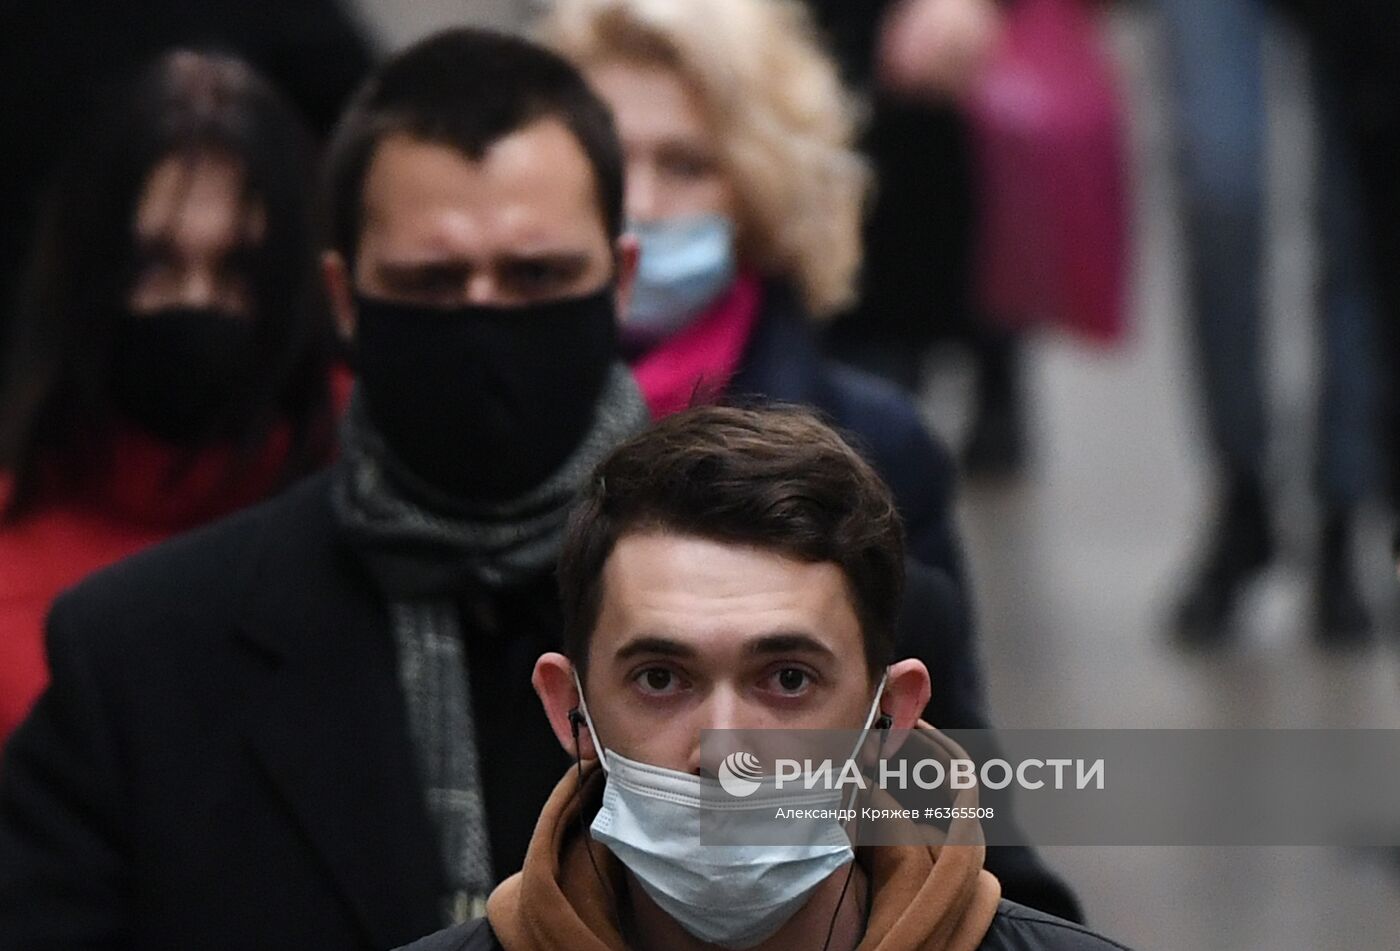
[0,29,648,951]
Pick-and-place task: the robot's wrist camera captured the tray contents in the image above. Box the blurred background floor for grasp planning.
[933,8,1400,949]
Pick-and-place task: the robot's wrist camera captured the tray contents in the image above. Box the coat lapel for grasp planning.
[231,488,445,950]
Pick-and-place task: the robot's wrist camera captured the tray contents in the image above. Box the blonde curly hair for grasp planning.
[540,0,870,318]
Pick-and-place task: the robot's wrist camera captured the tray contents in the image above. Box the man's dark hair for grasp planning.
[558,404,907,682]
[322,27,625,265]
[0,50,333,520]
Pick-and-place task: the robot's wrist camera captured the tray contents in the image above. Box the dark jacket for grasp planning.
[397,900,1129,951]
[0,467,1066,950]
[731,284,965,579]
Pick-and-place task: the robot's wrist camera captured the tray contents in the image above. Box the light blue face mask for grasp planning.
[624,214,737,348]
[574,673,887,949]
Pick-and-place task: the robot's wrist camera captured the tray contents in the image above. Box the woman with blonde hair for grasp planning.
[541,0,961,576]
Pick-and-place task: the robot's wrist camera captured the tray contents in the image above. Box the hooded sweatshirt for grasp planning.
[399,724,1130,951]
[485,726,1003,951]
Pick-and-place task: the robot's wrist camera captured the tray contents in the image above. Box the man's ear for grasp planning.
[881,658,932,731]
[322,250,357,343]
[533,652,598,761]
[612,232,640,325]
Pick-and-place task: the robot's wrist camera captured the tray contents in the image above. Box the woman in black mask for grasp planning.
[0,50,336,746]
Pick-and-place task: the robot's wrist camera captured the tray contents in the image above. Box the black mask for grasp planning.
[353,289,619,503]
[109,307,256,444]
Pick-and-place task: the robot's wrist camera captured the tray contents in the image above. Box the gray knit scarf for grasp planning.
[331,363,648,924]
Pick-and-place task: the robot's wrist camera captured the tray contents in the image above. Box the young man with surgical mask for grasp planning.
[399,405,1128,951]
[0,30,650,951]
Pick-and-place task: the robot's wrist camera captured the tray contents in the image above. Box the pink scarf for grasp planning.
[628,274,763,419]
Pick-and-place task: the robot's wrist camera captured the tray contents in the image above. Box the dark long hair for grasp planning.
[0,50,335,519]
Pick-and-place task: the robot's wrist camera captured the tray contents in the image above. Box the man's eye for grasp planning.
[504,262,567,291]
[382,267,467,301]
[771,668,812,695]
[418,271,465,293]
[634,667,682,695]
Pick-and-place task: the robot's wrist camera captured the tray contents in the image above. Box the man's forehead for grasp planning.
[359,124,607,256]
[605,531,844,588]
[595,533,860,652]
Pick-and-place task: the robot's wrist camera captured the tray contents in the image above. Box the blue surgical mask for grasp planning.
[575,673,887,949]
[625,214,737,348]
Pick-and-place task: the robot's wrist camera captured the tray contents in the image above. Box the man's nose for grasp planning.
[686,687,744,775]
[463,273,502,306]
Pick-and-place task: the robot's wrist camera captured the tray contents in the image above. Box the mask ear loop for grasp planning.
[820,701,894,951]
[568,705,615,905]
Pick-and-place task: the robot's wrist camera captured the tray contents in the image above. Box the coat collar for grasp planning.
[729,282,827,407]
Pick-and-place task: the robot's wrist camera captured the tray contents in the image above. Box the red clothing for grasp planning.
[330,360,355,417]
[628,273,762,418]
[0,425,293,747]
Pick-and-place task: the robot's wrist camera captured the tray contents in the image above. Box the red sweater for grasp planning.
[0,425,297,748]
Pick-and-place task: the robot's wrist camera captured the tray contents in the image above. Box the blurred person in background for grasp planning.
[1156,0,1383,648]
[0,29,651,950]
[541,0,967,584]
[543,0,1082,921]
[807,0,1028,478]
[0,0,372,384]
[0,50,337,747]
[1274,0,1400,509]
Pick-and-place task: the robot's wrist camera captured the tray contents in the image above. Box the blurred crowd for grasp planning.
[0,0,1396,949]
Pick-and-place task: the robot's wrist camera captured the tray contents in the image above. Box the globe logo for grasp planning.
[717,751,764,798]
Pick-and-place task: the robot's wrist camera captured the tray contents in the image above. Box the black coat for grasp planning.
[398,901,1130,951]
[0,468,1072,950]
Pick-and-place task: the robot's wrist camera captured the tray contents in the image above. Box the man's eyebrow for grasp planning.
[613,632,838,663]
[614,636,699,662]
[496,250,593,269]
[745,632,837,661]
